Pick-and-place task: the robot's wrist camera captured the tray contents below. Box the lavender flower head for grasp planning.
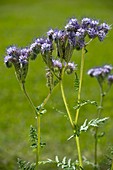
[4,46,30,83]
[29,38,46,60]
[81,18,92,28]
[41,40,52,54]
[88,65,113,84]
[65,18,80,31]
[65,17,111,51]
[88,65,112,77]
[52,59,62,70]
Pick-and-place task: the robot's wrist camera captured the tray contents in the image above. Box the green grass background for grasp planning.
[0,0,113,169]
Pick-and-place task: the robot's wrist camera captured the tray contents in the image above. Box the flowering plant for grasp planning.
[4,17,113,170]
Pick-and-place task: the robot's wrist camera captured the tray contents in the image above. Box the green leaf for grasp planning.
[80,117,109,133]
[74,100,97,110]
[55,156,81,169]
[74,73,79,91]
[29,125,37,149]
[29,125,46,149]
[17,158,36,170]
[38,159,54,165]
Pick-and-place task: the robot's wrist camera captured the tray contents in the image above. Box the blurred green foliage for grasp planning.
[0,0,113,169]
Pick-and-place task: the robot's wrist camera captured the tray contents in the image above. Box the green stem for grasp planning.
[75,136,83,169]
[111,160,113,170]
[21,83,51,169]
[60,68,83,169]
[36,113,40,169]
[36,92,51,169]
[60,79,74,128]
[74,47,85,168]
[94,84,104,169]
[22,83,37,114]
[75,47,85,124]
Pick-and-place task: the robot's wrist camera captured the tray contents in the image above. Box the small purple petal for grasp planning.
[52,59,62,69]
[108,75,113,84]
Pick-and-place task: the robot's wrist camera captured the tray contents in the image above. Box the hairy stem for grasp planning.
[36,113,40,169]
[60,79,74,128]
[75,136,83,169]
[74,47,85,168]
[94,84,104,169]
[60,68,83,169]
[36,92,51,169]
[22,83,37,114]
[21,83,51,169]
[21,83,39,168]
[75,47,85,124]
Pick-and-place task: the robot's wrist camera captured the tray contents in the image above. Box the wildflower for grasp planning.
[29,38,45,60]
[88,65,112,77]
[97,23,111,41]
[4,46,29,83]
[81,18,92,28]
[52,59,62,70]
[52,29,69,60]
[67,31,76,47]
[87,65,112,84]
[87,27,98,39]
[98,23,111,33]
[47,29,54,40]
[6,45,20,57]
[65,18,80,31]
[75,28,85,38]
[65,62,77,74]
[40,39,53,68]
[90,19,99,27]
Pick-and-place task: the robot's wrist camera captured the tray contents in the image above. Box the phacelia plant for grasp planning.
[4,17,112,170]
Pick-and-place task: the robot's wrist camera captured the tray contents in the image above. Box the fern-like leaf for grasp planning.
[74,73,79,91]
[17,158,36,170]
[80,117,109,132]
[29,125,38,149]
[55,156,82,170]
[74,100,97,110]
[29,125,46,150]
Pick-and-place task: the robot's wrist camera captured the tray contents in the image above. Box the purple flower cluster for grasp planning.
[88,65,112,77]
[65,18,111,49]
[4,17,111,83]
[88,65,113,85]
[52,59,76,74]
[29,38,53,60]
[4,46,30,83]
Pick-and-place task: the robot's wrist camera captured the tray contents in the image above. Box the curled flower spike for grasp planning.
[47,29,54,40]
[65,18,80,31]
[40,39,53,68]
[65,62,77,74]
[87,65,113,84]
[52,59,62,70]
[4,46,30,83]
[81,18,92,28]
[65,17,111,50]
[29,38,45,60]
[88,65,112,77]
